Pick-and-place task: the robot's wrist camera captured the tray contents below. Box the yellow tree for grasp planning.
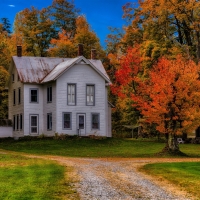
[48,29,76,57]
[14,7,56,57]
[74,16,105,59]
[0,66,9,119]
[49,16,105,59]
[123,0,200,61]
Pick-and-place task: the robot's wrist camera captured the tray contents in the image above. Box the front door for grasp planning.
[77,114,86,136]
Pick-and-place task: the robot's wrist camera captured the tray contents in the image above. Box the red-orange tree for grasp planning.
[132,55,200,152]
[111,46,142,128]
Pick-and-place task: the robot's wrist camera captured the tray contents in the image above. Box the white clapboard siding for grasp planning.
[56,63,107,136]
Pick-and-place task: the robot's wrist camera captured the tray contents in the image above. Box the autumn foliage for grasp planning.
[113,45,200,138]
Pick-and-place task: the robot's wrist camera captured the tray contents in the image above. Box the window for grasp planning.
[13,89,16,105]
[20,114,23,130]
[86,85,94,105]
[13,115,15,131]
[91,113,100,129]
[30,115,38,134]
[47,113,52,130]
[18,75,20,81]
[47,86,52,103]
[18,88,21,104]
[12,74,14,82]
[30,89,38,103]
[63,112,71,129]
[67,84,76,105]
[16,114,19,130]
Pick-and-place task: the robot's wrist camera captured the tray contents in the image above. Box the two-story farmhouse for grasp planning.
[8,45,112,138]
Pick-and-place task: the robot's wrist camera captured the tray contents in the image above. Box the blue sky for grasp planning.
[0,0,137,47]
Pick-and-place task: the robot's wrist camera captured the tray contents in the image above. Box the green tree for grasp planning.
[50,0,79,38]
[0,18,11,34]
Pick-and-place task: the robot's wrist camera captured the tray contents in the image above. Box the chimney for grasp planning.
[17,45,22,57]
[78,43,83,56]
[91,49,96,60]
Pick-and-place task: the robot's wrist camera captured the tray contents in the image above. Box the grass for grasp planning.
[0,154,78,200]
[0,137,199,157]
[141,162,200,199]
[0,137,165,157]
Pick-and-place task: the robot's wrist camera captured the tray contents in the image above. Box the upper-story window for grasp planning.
[12,74,14,82]
[47,86,52,103]
[13,89,16,105]
[30,89,38,103]
[18,88,21,104]
[67,84,76,105]
[86,85,95,106]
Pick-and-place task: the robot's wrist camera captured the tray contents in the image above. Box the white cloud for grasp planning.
[8,5,15,7]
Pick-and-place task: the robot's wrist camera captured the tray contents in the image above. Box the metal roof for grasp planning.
[12,56,111,84]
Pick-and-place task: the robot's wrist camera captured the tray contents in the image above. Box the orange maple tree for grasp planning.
[132,55,200,151]
[113,46,200,151]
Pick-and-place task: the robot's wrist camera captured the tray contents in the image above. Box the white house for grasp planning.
[7,45,112,138]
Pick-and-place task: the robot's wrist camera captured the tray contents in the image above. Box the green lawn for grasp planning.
[0,154,78,200]
[141,162,200,199]
[0,137,199,157]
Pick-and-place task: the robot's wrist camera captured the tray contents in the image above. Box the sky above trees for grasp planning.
[0,0,137,47]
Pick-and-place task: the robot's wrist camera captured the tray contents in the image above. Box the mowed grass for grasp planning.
[0,137,200,157]
[0,154,78,200]
[141,162,200,199]
[0,137,165,157]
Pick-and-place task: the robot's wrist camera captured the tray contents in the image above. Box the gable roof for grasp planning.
[41,56,110,83]
[12,56,111,84]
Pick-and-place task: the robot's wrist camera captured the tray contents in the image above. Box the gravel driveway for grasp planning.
[1,150,199,200]
[48,157,199,200]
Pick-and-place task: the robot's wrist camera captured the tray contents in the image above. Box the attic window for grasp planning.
[12,74,14,82]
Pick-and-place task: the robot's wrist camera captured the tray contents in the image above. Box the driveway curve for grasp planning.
[45,157,200,200]
[1,150,199,200]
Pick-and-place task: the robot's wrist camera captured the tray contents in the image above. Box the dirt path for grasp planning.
[29,156,200,200]
[1,150,200,199]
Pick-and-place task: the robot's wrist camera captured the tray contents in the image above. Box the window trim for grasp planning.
[30,88,39,103]
[47,113,52,131]
[86,84,95,106]
[18,87,21,104]
[67,83,76,106]
[47,85,52,103]
[29,114,39,134]
[91,113,100,130]
[62,112,72,130]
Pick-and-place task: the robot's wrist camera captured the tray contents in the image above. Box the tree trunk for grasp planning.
[167,133,179,152]
[196,30,200,61]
